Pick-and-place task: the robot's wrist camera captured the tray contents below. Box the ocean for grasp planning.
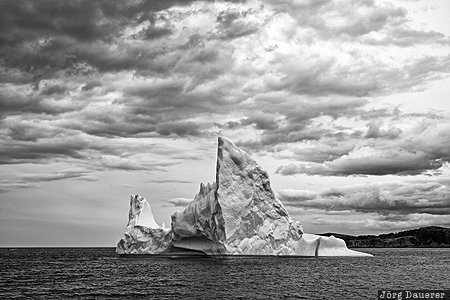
[0,248,448,299]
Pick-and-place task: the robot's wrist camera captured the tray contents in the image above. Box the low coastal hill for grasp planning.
[318,226,450,248]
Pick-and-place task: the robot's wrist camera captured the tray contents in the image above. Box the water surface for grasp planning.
[0,248,448,299]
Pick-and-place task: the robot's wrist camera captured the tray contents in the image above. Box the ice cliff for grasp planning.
[116,137,371,257]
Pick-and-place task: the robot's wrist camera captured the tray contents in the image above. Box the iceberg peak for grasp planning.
[116,137,372,257]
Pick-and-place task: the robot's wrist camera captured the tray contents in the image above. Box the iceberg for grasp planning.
[116,137,372,257]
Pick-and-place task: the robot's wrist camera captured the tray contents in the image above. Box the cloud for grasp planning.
[278,181,450,215]
[0,182,37,193]
[278,189,318,201]
[0,170,97,192]
[264,0,447,48]
[0,0,449,177]
[98,156,155,171]
[20,171,92,182]
[0,124,198,172]
[40,84,68,96]
[0,135,87,164]
[277,148,440,176]
[0,84,78,116]
[264,52,450,98]
[156,122,202,137]
[216,7,260,40]
[240,112,280,130]
[276,119,450,176]
[164,197,193,207]
[149,179,194,184]
[361,27,449,47]
[312,213,450,233]
[365,120,402,139]
[81,80,102,91]
[0,1,182,83]
[139,26,173,40]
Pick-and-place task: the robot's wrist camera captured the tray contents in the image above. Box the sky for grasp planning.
[0,0,449,246]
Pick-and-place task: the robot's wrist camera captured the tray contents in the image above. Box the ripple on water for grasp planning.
[0,248,448,299]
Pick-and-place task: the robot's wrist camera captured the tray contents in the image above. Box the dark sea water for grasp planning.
[0,248,448,299]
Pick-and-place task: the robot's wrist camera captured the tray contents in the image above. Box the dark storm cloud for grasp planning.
[278,181,450,215]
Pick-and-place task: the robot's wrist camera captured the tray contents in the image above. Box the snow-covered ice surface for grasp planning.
[116,137,372,257]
